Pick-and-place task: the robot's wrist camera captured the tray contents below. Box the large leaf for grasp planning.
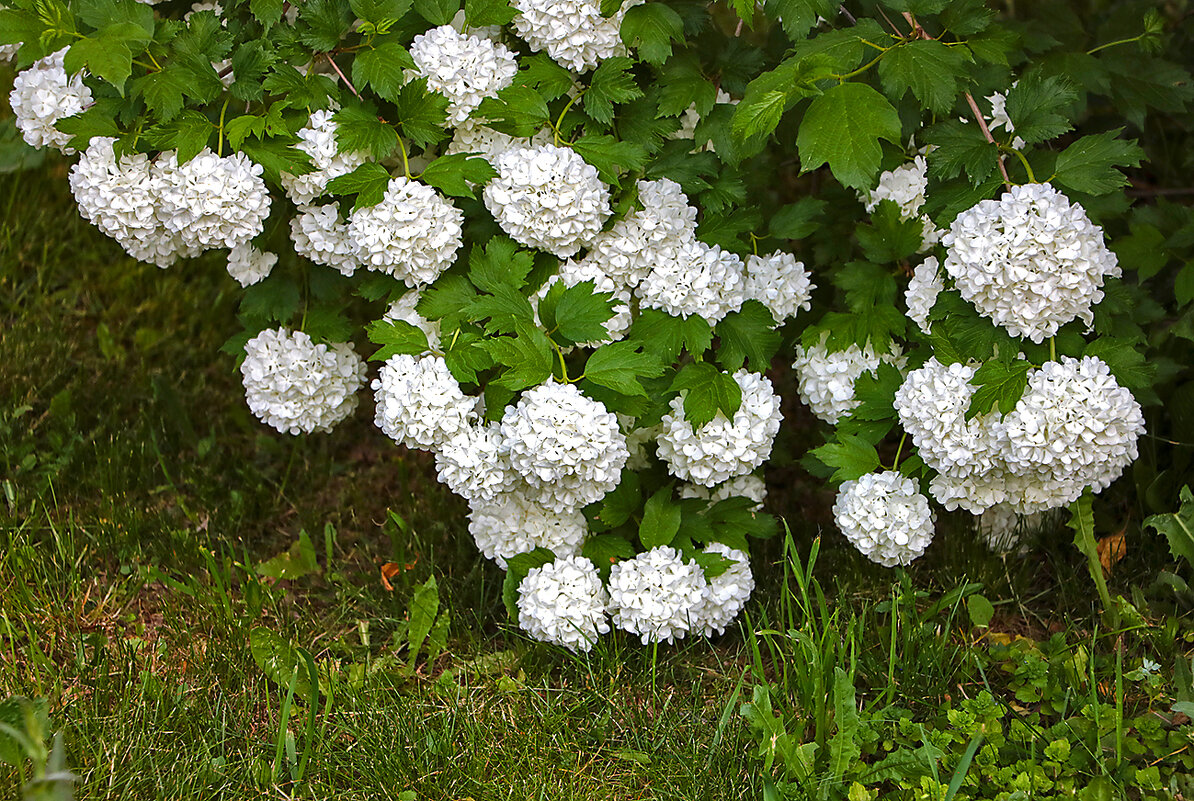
[796,82,902,190]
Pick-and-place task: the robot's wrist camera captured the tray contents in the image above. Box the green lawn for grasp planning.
[2,167,1192,800]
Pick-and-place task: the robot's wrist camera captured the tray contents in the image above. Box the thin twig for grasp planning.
[325,54,362,101]
[838,4,856,24]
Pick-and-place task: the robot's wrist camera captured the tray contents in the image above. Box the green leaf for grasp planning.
[240,276,303,324]
[797,82,902,190]
[394,78,450,149]
[583,57,644,126]
[467,237,535,293]
[1053,130,1145,196]
[1004,73,1078,146]
[626,308,711,363]
[732,54,836,142]
[517,54,576,102]
[769,198,826,240]
[1145,486,1194,570]
[967,595,995,628]
[256,529,321,580]
[298,0,353,51]
[419,153,497,199]
[467,284,536,332]
[419,275,478,326]
[1082,337,1155,394]
[333,103,398,160]
[620,2,684,65]
[405,575,440,670]
[145,110,213,164]
[551,281,616,344]
[55,106,121,152]
[639,487,682,549]
[809,434,881,483]
[250,0,285,26]
[367,318,431,361]
[657,52,718,118]
[708,497,777,545]
[716,301,780,371]
[966,358,1032,419]
[326,162,393,208]
[829,668,861,781]
[250,628,318,699]
[353,40,415,102]
[465,0,516,26]
[672,362,742,428]
[482,321,554,390]
[596,471,642,528]
[569,135,648,183]
[443,329,495,384]
[583,341,667,396]
[414,0,460,25]
[501,548,555,620]
[478,85,551,138]
[731,90,786,141]
[1177,263,1194,307]
[857,201,924,263]
[229,41,275,103]
[134,66,190,121]
[239,138,316,186]
[877,39,967,115]
[66,34,133,91]
[923,119,998,185]
[351,0,414,23]
[763,0,838,41]
[583,534,636,577]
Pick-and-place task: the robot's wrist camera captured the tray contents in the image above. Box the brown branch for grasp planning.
[324,54,362,101]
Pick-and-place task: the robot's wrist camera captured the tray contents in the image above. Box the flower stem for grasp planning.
[553,92,583,146]
[1007,146,1037,183]
[890,432,907,471]
[396,135,411,179]
[1087,33,1146,55]
[1049,337,1056,362]
[217,96,231,157]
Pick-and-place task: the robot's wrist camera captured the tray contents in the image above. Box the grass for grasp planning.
[1,157,1192,799]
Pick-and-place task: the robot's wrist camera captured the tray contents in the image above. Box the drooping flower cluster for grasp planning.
[905,256,942,335]
[372,354,478,450]
[606,546,709,644]
[942,183,1120,343]
[280,110,370,206]
[348,177,464,285]
[517,555,611,651]
[240,328,366,435]
[226,244,278,287]
[468,487,587,567]
[9,48,93,152]
[510,0,642,72]
[833,471,936,567]
[792,335,904,425]
[409,25,518,125]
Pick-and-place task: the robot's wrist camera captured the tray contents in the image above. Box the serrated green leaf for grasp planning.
[673,362,742,428]
[569,134,648,183]
[298,0,353,50]
[716,301,780,372]
[583,56,644,126]
[923,118,998,185]
[769,197,826,240]
[1053,129,1144,196]
[1004,73,1078,146]
[145,110,213,163]
[553,281,617,344]
[333,103,398,160]
[639,486,682,549]
[1082,337,1155,394]
[478,84,551,137]
[582,533,636,577]
[464,0,516,26]
[657,52,717,118]
[367,318,431,361]
[66,34,132,91]
[620,2,683,65]
[1145,486,1194,570]
[809,433,881,483]
[351,0,414,23]
[516,54,575,102]
[877,39,967,115]
[325,162,392,207]
[414,0,460,25]
[762,0,838,41]
[967,358,1031,419]
[501,548,556,619]
[394,77,449,149]
[583,341,666,396]
[353,40,414,102]
[483,322,555,391]
[797,82,901,190]
[596,471,642,528]
[250,0,285,26]
[857,201,924,263]
[419,152,497,198]
[467,237,535,293]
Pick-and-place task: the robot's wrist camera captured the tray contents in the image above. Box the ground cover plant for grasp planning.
[2,0,1194,797]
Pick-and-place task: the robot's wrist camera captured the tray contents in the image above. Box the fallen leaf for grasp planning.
[1098,527,1128,577]
[380,562,402,591]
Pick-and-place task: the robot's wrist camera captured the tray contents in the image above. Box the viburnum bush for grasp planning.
[1,0,1190,648]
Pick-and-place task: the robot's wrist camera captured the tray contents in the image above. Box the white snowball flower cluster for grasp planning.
[743,251,815,322]
[499,381,629,512]
[291,204,359,276]
[862,155,943,250]
[156,149,271,251]
[434,423,516,505]
[680,474,767,510]
[636,239,747,325]
[793,335,904,425]
[9,48,94,152]
[943,183,1121,343]
[240,328,366,435]
[895,356,1145,514]
[690,543,754,637]
[385,290,441,350]
[657,370,783,487]
[348,177,464,285]
[409,25,518,125]
[446,119,553,166]
[511,0,642,72]
[468,487,587,567]
[280,110,370,205]
[833,471,935,567]
[905,256,942,335]
[606,546,706,644]
[517,555,611,651]
[226,244,277,287]
[484,144,611,257]
[372,354,478,450]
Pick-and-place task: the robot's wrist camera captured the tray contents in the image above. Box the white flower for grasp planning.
[743,251,815,322]
[446,119,553,167]
[690,543,754,637]
[291,203,360,276]
[511,0,643,72]
[185,2,223,19]
[409,25,518,125]
[636,240,747,325]
[670,88,736,152]
[155,149,271,252]
[622,416,660,471]
[372,354,478,450]
[657,369,783,487]
[499,381,629,513]
[942,183,1120,343]
[1000,356,1145,512]
[680,474,767,510]
[905,256,942,335]
[793,335,905,425]
[468,486,588,567]
[348,177,464,285]
[9,48,93,152]
[434,422,517,505]
[864,156,929,219]
[517,555,610,651]
[484,144,611,257]
[985,89,1026,149]
[240,328,366,435]
[279,110,370,205]
[227,244,277,287]
[833,471,935,567]
[606,546,706,645]
[385,289,441,351]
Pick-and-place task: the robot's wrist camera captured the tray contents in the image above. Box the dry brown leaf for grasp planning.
[380,562,402,592]
[1097,527,1127,577]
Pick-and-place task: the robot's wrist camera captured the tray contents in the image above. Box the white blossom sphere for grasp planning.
[9,48,93,152]
[240,328,366,435]
[409,25,518,125]
[905,256,943,335]
[743,251,815,323]
[943,183,1120,343]
[446,119,553,167]
[483,144,611,258]
[499,381,629,513]
[511,0,642,72]
[371,354,478,450]
[636,240,747,326]
[468,487,588,567]
[227,244,277,287]
[690,543,754,637]
[348,177,464,285]
[279,110,370,205]
[657,369,783,487]
[155,149,271,252]
[833,471,935,567]
[606,546,706,645]
[792,335,904,425]
[517,555,610,652]
[291,203,360,276]
[434,422,517,505]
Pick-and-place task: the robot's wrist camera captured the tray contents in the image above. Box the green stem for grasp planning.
[552,92,584,146]
[1049,337,1056,362]
[1006,146,1036,183]
[890,432,907,471]
[396,135,411,179]
[552,341,570,382]
[216,96,231,157]
[835,48,890,82]
[1087,34,1146,55]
